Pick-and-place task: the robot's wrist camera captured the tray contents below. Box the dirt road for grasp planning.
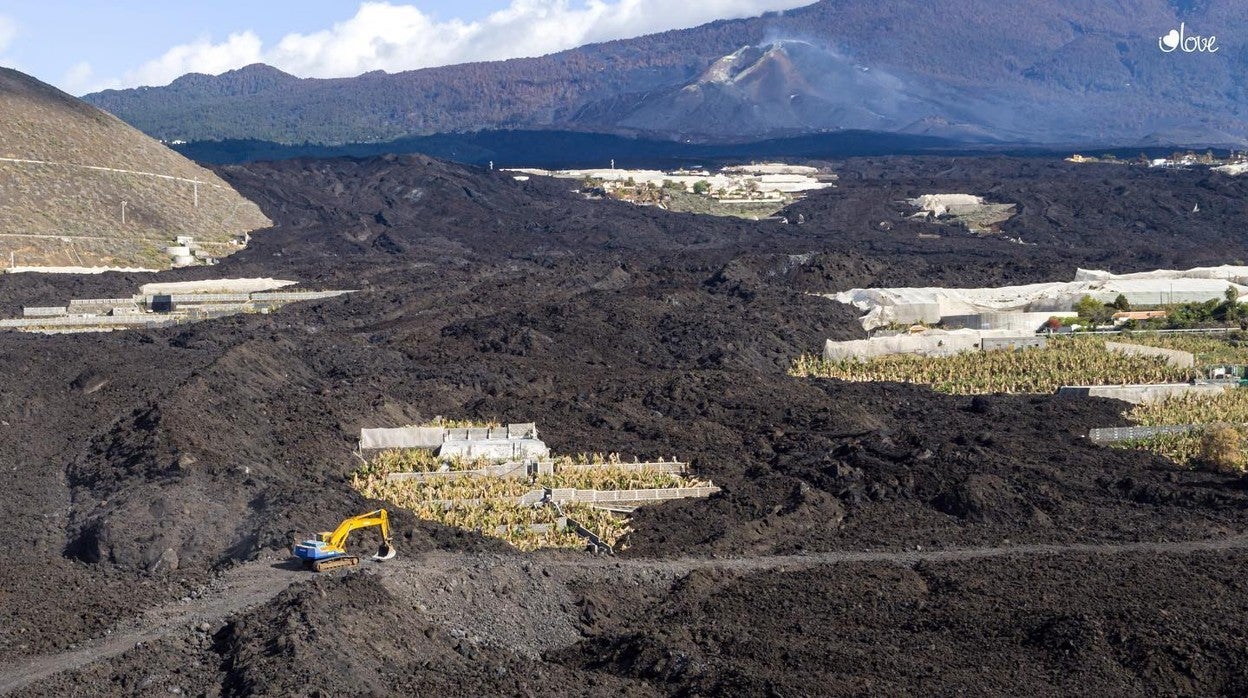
[3,534,1245,695]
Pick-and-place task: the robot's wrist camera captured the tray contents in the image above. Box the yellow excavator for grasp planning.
[292,508,397,572]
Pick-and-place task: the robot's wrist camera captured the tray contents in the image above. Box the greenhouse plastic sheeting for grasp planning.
[833,265,1248,330]
[358,427,446,451]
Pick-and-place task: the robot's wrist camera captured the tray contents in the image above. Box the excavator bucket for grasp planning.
[372,542,397,561]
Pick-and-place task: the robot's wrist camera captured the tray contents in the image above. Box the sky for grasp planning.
[0,0,814,95]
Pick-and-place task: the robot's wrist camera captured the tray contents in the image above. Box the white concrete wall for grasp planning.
[140,278,296,295]
[1056,382,1228,404]
[824,330,1034,361]
[1105,341,1195,368]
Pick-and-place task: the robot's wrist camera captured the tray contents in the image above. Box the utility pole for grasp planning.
[121,200,127,225]
[193,182,199,208]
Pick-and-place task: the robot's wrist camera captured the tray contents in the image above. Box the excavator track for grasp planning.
[312,555,360,572]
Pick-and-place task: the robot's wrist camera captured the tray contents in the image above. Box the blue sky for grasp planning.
[0,1,812,95]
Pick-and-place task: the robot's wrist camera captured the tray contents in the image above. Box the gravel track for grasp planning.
[4,534,1246,695]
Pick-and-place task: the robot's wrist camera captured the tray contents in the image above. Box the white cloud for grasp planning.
[60,61,97,95]
[95,0,810,91]
[95,32,265,92]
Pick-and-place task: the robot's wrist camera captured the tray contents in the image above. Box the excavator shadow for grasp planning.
[270,558,308,571]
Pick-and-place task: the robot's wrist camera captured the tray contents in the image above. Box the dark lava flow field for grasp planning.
[1,155,1247,696]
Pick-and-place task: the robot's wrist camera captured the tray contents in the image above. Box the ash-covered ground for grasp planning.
[1,155,1247,696]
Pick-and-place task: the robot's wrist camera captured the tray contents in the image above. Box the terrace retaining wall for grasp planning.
[1105,341,1195,368]
[384,460,688,483]
[421,486,722,509]
[1056,382,1229,404]
[1088,424,1201,445]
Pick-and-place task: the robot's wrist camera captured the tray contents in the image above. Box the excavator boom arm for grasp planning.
[320,509,392,551]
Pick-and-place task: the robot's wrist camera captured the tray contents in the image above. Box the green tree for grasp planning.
[1167,299,1221,328]
[1075,295,1100,318]
[692,180,711,195]
[1074,295,1112,326]
[1111,294,1131,311]
[1224,285,1241,322]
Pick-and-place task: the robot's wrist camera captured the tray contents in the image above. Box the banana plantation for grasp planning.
[354,451,711,550]
[793,336,1198,394]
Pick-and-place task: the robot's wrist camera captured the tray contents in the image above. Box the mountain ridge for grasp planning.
[83,0,1248,147]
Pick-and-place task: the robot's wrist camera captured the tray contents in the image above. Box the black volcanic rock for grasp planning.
[4,153,1248,695]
